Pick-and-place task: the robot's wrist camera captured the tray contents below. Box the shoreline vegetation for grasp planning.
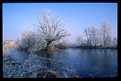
[2,42,118,52]
[3,43,117,51]
[74,45,117,49]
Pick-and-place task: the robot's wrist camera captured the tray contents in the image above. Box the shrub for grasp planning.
[17,29,44,53]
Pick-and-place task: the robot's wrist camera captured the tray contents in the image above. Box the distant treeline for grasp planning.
[76,22,117,49]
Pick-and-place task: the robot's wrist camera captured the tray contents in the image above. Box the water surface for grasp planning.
[3,48,117,78]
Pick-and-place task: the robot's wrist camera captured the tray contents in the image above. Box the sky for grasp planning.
[2,3,117,43]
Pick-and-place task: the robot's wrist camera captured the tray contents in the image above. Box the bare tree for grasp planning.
[33,9,70,50]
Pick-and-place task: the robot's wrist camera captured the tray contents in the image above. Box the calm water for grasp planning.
[3,48,117,78]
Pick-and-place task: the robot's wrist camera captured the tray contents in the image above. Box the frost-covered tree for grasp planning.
[76,35,85,46]
[17,29,34,50]
[90,25,99,46]
[84,25,99,47]
[84,26,91,46]
[111,37,117,48]
[82,22,116,48]
[17,29,44,53]
[33,9,70,50]
[97,28,102,46]
[101,22,112,48]
[60,38,70,47]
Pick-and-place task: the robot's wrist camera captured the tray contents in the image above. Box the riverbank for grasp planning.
[73,46,117,49]
[3,49,79,78]
[3,52,60,78]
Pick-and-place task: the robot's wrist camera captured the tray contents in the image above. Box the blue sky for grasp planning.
[2,3,117,42]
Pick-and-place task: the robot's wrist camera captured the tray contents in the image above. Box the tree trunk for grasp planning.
[44,42,52,51]
[45,43,49,51]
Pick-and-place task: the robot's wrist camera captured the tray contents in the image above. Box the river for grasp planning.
[3,48,117,78]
